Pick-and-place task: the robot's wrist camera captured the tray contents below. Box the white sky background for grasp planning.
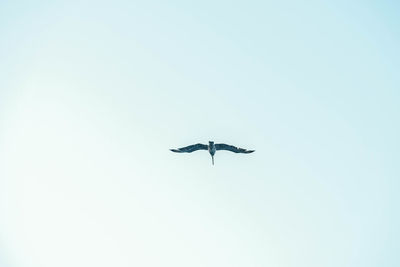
[1,1,399,266]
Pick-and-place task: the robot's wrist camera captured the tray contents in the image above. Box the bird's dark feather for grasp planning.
[215,143,255,153]
[170,143,208,153]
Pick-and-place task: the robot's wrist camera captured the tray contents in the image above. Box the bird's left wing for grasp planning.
[170,143,208,153]
[215,143,255,153]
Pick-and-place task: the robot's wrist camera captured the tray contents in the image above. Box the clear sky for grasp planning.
[0,0,399,266]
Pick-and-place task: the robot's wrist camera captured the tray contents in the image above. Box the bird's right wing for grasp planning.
[170,143,208,153]
[215,143,255,153]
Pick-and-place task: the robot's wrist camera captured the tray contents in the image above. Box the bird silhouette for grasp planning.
[170,141,255,165]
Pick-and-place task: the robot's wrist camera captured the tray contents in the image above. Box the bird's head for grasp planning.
[209,141,214,145]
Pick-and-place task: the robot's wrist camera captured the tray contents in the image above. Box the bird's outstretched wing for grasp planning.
[215,143,255,153]
[170,143,208,153]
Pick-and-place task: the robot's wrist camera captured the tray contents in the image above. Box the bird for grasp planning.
[170,141,255,165]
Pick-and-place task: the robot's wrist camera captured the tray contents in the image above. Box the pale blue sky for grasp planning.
[1,1,399,267]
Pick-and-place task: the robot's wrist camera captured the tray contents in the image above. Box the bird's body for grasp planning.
[208,141,216,165]
[170,141,254,165]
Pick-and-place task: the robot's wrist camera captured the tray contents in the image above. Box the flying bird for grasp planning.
[170,141,255,165]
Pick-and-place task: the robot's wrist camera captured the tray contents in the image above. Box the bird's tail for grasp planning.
[212,155,214,165]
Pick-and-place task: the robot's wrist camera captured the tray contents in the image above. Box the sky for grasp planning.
[0,0,399,266]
